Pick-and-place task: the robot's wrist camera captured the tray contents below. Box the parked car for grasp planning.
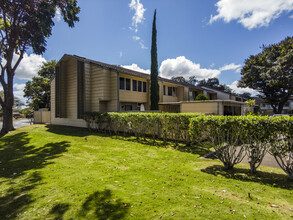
[13,113,21,119]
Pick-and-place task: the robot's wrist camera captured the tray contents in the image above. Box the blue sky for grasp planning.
[12,0,293,98]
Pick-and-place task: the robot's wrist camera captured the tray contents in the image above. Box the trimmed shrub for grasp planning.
[268,116,293,180]
[195,94,209,101]
[190,115,246,169]
[84,112,199,143]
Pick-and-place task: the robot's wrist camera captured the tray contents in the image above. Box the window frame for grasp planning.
[143,82,147,92]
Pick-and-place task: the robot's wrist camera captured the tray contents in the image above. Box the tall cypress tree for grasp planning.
[150,10,159,110]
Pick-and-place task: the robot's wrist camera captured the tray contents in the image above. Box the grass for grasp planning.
[0,125,292,219]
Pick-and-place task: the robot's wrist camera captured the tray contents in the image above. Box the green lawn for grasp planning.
[0,125,292,219]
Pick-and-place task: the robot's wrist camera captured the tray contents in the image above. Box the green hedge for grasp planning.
[84,112,293,179]
[84,112,200,143]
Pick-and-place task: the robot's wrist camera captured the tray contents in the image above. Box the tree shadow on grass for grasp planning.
[112,134,212,157]
[0,132,71,219]
[46,125,90,137]
[49,203,71,220]
[0,132,70,179]
[201,165,293,190]
[45,125,212,157]
[78,190,130,220]
[0,171,41,219]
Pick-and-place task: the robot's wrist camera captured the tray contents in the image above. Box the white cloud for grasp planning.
[228,81,258,96]
[13,83,25,91]
[210,0,293,30]
[159,56,221,80]
[55,7,62,22]
[121,64,150,74]
[219,63,242,72]
[129,0,146,32]
[12,53,46,80]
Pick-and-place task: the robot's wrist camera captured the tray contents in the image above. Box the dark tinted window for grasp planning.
[133,80,137,91]
[143,82,147,92]
[163,85,166,95]
[126,78,131,90]
[120,77,125,90]
[138,81,142,92]
[168,87,172,96]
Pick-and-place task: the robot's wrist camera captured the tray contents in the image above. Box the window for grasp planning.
[133,80,137,91]
[126,78,131,91]
[120,77,125,90]
[173,87,177,97]
[168,87,172,96]
[285,102,290,107]
[125,105,133,111]
[143,82,147,92]
[138,81,142,92]
[163,85,166,95]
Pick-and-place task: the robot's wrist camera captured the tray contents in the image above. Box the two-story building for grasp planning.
[51,54,246,127]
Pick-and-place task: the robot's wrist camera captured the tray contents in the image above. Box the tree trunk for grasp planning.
[277,103,285,114]
[1,105,15,133]
[249,161,257,174]
[0,70,15,134]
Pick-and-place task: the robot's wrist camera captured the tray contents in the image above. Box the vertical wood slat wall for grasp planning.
[55,64,61,118]
[77,61,85,119]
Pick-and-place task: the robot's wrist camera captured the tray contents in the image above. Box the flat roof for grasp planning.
[159,100,246,105]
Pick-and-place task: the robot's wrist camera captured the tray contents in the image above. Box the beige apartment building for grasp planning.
[51,54,246,127]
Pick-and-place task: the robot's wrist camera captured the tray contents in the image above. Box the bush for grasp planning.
[190,115,246,169]
[84,112,293,179]
[195,94,209,101]
[268,116,293,180]
[83,112,200,144]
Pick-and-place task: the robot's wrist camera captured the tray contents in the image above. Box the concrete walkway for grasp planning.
[204,149,281,169]
[241,152,280,169]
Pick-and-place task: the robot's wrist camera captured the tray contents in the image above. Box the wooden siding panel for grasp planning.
[181,102,218,114]
[65,59,77,119]
[84,63,91,112]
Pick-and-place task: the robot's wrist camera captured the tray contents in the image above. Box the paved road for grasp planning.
[0,118,31,129]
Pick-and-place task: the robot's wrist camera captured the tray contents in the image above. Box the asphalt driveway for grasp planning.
[0,118,31,130]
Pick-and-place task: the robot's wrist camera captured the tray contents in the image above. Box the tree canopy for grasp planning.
[24,60,56,111]
[239,36,293,114]
[0,0,80,133]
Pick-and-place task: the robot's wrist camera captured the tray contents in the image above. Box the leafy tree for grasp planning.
[171,76,187,83]
[24,60,56,111]
[198,77,233,94]
[239,37,293,114]
[198,78,220,88]
[240,92,253,100]
[38,60,56,79]
[150,10,159,110]
[0,1,80,133]
[195,93,209,101]
[13,96,24,110]
[188,76,198,85]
